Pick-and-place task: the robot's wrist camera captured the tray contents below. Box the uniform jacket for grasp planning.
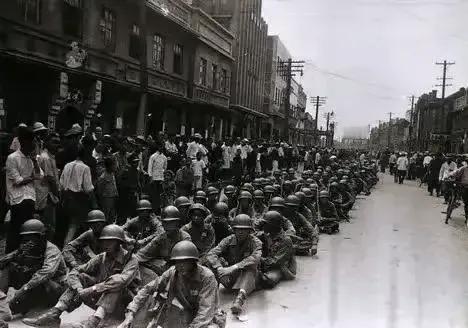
[205,215,233,245]
[68,247,140,294]
[127,264,219,328]
[123,215,164,248]
[136,230,191,263]
[63,229,99,267]
[285,212,314,238]
[258,231,296,279]
[0,241,67,290]
[206,234,262,270]
[181,222,215,257]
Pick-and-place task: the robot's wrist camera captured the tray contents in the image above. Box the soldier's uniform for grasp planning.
[0,229,67,317]
[205,203,233,246]
[181,222,215,265]
[122,214,164,249]
[318,191,340,234]
[63,229,100,268]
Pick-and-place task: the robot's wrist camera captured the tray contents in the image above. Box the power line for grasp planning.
[435,60,455,99]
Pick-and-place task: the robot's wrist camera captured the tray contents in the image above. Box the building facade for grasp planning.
[0,0,234,138]
[193,0,269,139]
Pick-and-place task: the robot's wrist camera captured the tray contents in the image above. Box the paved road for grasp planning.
[12,174,468,327]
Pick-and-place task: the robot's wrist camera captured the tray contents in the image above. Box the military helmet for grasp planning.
[339,179,348,185]
[241,183,254,193]
[137,199,153,211]
[194,190,207,201]
[213,202,229,217]
[161,205,181,221]
[273,184,281,192]
[301,188,314,198]
[224,185,236,195]
[283,180,292,187]
[270,196,286,208]
[263,211,283,228]
[253,190,264,199]
[20,219,45,235]
[232,214,253,230]
[188,203,208,216]
[329,182,339,189]
[86,210,106,223]
[206,186,219,196]
[309,183,319,191]
[288,168,295,174]
[285,195,300,207]
[294,191,306,203]
[306,178,314,185]
[264,185,275,194]
[170,240,199,261]
[174,196,191,208]
[319,190,330,199]
[238,190,253,200]
[99,224,125,242]
[342,175,349,180]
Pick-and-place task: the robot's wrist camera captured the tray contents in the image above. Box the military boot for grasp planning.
[231,290,247,315]
[67,316,101,328]
[22,307,62,327]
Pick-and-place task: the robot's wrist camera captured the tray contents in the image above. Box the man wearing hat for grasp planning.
[32,122,48,155]
[206,214,262,315]
[24,224,141,328]
[119,241,224,328]
[0,219,67,321]
[136,206,191,283]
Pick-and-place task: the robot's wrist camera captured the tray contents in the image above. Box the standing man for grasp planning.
[396,152,409,184]
[60,145,96,245]
[35,133,60,240]
[5,126,42,252]
[148,143,167,214]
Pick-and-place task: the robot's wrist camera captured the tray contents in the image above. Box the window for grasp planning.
[173,44,183,74]
[63,0,82,37]
[199,58,207,86]
[18,0,42,24]
[152,34,165,70]
[212,64,218,90]
[129,24,140,59]
[220,69,228,93]
[99,7,116,50]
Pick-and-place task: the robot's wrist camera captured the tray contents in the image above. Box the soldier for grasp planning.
[205,202,233,246]
[339,179,355,214]
[206,186,220,213]
[223,185,237,210]
[263,185,275,205]
[287,168,295,181]
[122,200,164,251]
[301,188,319,220]
[281,180,293,197]
[329,182,349,222]
[228,191,254,219]
[284,195,316,255]
[252,190,267,222]
[23,225,140,328]
[193,190,207,206]
[181,204,215,265]
[206,214,262,315]
[136,206,191,283]
[174,196,191,225]
[119,241,225,328]
[317,191,340,234]
[0,220,67,320]
[294,191,315,223]
[63,210,106,268]
[257,211,296,288]
[267,197,296,235]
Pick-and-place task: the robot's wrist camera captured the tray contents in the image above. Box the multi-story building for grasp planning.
[192,0,269,139]
[0,0,234,138]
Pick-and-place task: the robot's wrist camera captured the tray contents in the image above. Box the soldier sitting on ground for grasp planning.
[23,225,140,328]
[256,211,296,289]
[223,185,238,210]
[119,241,226,328]
[252,190,267,222]
[63,210,106,268]
[317,191,340,234]
[0,220,67,321]
[122,199,164,251]
[228,191,255,220]
[174,196,192,225]
[181,204,215,265]
[283,195,316,256]
[205,202,233,246]
[136,206,191,284]
[206,214,262,315]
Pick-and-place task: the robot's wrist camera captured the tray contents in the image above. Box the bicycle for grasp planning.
[444,180,464,224]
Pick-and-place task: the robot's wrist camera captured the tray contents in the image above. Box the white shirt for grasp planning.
[5,150,39,205]
[221,144,232,169]
[60,160,94,193]
[186,141,200,159]
[315,152,321,164]
[439,161,457,181]
[423,156,432,167]
[192,159,206,177]
[148,152,167,181]
[396,156,409,171]
[240,145,251,160]
[35,149,59,210]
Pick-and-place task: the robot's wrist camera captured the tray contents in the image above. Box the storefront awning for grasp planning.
[230,104,268,119]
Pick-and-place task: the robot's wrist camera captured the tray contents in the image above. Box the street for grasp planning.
[10,173,468,328]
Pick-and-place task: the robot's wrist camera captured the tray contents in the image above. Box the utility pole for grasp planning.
[310,96,327,145]
[136,0,148,136]
[277,58,305,142]
[408,95,418,152]
[435,60,455,99]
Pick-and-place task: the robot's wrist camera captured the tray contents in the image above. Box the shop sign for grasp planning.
[65,42,87,69]
[94,80,102,104]
[60,72,69,99]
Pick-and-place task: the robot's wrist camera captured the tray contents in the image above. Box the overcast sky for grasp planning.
[262,0,468,137]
